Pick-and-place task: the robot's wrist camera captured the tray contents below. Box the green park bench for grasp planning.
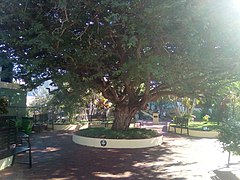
[0,125,32,168]
[168,117,189,135]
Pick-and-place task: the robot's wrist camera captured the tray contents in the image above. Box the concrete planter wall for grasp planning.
[72,134,163,149]
[53,124,79,131]
[0,156,13,171]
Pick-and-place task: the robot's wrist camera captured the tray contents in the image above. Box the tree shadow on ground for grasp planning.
[210,161,240,180]
[0,130,197,180]
[211,170,239,180]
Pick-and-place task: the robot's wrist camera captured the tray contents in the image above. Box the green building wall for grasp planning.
[0,82,27,118]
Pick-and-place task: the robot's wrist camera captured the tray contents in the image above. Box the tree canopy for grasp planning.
[1,0,240,130]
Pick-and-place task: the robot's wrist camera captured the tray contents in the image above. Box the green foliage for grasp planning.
[198,82,240,124]
[188,121,219,131]
[218,89,240,155]
[218,117,240,155]
[0,97,8,114]
[202,114,210,122]
[21,118,33,134]
[15,119,22,129]
[168,96,199,119]
[76,127,159,139]
[0,55,13,82]
[11,118,33,134]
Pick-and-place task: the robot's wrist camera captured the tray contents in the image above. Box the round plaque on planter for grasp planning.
[100,139,107,147]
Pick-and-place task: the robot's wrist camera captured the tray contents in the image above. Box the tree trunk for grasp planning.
[227,151,231,168]
[111,105,137,131]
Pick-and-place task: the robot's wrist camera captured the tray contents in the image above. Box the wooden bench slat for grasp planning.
[14,147,31,154]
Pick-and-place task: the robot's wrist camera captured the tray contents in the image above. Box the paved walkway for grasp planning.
[1,123,240,180]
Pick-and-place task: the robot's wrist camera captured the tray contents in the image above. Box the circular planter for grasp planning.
[72,134,163,149]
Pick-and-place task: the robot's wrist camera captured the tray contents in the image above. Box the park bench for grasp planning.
[168,117,189,135]
[101,121,113,128]
[33,114,48,133]
[32,123,47,133]
[0,126,32,168]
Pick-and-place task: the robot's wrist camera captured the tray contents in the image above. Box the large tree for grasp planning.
[1,0,240,130]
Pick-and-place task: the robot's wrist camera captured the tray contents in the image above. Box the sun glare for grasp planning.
[230,0,240,11]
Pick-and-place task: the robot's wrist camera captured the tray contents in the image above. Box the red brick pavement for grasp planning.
[0,125,239,180]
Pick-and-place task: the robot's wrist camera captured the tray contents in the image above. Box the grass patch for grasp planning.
[76,127,159,139]
[188,121,221,131]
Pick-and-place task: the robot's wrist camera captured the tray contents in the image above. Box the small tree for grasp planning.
[169,96,198,120]
[218,92,240,167]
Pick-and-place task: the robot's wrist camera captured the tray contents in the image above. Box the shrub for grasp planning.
[76,127,159,139]
[202,114,210,122]
[218,117,240,155]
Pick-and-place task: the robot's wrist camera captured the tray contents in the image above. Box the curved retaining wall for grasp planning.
[189,129,219,138]
[168,126,219,138]
[53,124,78,131]
[72,134,163,149]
